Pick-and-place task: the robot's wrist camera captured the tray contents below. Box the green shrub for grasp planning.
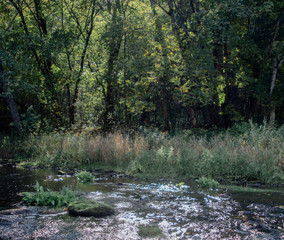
[22,181,77,207]
[77,170,94,183]
[197,177,219,188]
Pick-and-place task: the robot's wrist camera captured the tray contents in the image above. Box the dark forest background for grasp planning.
[1,0,283,133]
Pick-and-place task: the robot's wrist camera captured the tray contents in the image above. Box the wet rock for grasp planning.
[140,195,148,201]
[255,223,271,233]
[58,170,66,175]
[0,207,30,215]
[192,236,201,240]
[0,216,10,225]
[68,199,114,217]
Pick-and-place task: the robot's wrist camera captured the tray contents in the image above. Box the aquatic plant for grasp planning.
[197,177,219,188]
[177,182,185,188]
[22,181,77,207]
[138,225,163,238]
[77,170,94,183]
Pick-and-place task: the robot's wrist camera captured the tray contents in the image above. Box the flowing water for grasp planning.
[0,165,283,239]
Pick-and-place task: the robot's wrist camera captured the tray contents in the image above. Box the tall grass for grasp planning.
[1,122,283,184]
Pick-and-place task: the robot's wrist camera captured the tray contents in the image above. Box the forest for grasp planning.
[0,0,284,185]
[0,4,284,238]
[0,0,283,133]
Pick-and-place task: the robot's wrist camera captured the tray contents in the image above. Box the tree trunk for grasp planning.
[69,1,97,125]
[161,96,170,131]
[202,105,211,128]
[269,56,284,127]
[0,61,22,133]
[103,1,123,131]
[187,107,197,128]
[151,1,172,132]
[269,101,276,127]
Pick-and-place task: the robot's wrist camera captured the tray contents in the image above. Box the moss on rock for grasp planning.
[68,199,114,217]
[138,225,163,238]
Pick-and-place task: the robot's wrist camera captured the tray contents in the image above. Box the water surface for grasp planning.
[0,166,283,239]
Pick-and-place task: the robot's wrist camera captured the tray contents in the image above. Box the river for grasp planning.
[0,165,283,239]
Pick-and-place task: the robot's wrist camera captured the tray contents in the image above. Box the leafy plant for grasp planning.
[22,181,77,207]
[77,170,94,183]
[197,177,219,188]
[177,182,185,188]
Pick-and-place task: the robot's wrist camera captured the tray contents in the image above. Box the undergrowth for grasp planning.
[2,121,284,184]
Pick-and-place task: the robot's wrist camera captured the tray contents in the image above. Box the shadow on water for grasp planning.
[0,165,284,239]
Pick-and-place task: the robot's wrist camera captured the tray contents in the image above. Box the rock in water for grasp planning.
[68,199,114,217]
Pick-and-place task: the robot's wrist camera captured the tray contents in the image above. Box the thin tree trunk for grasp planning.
[0,61,22,133]
[161,95,170,131]
[103,0,123,131]
[188,106,197,128]
[68,1,98,125]
[150,1,172,132]
[269,56,284,127]
[269,101,276,127]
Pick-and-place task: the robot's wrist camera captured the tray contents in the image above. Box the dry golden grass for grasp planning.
[2,122,283,183]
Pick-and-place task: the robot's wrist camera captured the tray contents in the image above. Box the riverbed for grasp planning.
[0,165,283,239]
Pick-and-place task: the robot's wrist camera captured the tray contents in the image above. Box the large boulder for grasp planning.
[68,199,114,217]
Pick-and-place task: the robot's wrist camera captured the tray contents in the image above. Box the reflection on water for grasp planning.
[0,166,77,210]
[0,165,283,239]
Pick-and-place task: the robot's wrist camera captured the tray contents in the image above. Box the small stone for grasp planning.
[192,235,201,239]
[256,223,271,233]
[58,170,66,175]
[68,199,114,217]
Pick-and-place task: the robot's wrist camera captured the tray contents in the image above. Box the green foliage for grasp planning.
[177,182,185,188]
[77,171,94,183]
[138,225,163,238]
[0,0,283,133]
[20,106,41,133]
[197,177,219,189]
[22,181,77,207]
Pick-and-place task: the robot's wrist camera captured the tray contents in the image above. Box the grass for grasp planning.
[197,177,219,188]
[221,185,283,193]
[1,121,284,184]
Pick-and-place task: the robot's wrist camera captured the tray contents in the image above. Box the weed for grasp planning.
[197,177,219,188]
[22,181,77,207]
[3,122,284,184]
[77,171,94,183]
[177,182,185,188]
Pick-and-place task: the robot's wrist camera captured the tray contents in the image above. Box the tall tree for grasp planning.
[102,0,124,130]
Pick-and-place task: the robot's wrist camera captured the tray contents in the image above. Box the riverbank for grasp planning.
[1,122,284,185]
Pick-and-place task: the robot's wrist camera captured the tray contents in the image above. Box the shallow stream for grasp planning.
[0,165,283,239]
